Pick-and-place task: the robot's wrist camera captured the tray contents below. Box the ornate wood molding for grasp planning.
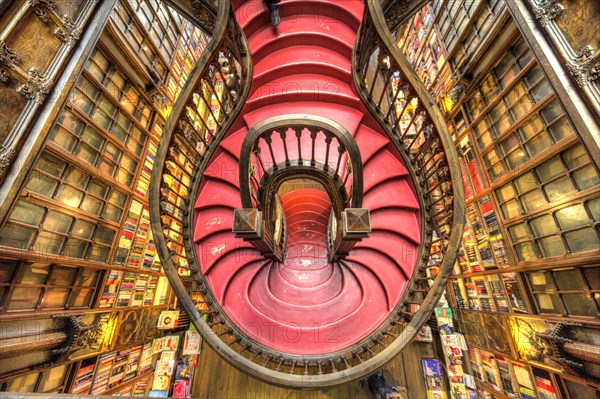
[524,0,600,117]
[0,1,98,181]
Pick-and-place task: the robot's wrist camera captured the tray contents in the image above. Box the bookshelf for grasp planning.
[395,1,600,398]
[0,0,210,395]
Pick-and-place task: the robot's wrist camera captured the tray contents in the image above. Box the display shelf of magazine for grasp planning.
[432,293,477,399]
[148,327,202,398]
[468,346,561,399]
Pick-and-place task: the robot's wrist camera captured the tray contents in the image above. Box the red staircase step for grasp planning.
[369,207,421,245]
[353,125,392,164]
[247,74,359,109]
[243,102,364,136]
[353,230,418,280]
[236,0,362,36]
[248,15,355,63]
[362,148,409,193]
[362,177,419,211]
[195,179,242,211]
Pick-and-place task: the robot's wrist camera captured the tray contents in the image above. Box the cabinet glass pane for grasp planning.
[6,373,38,392]
[48,266,77,286]
[537,157,565,182]
[535,293,564,314]
[68,288,93,307]
[7,287,42,310]
[103,205,122,222]
[524,132,551,157]
[26,172,58,196]
[583,268,600,290]
[565,228,599,253]
[0,224,36,249]
[521,189,547,212]
[509,223,530,241]
[563,145,589,168]
[89,245,110,262]
[530,215,557,236]
[43,212,73,234]
[548,117,572,140]
[63,240,88,259]
[10,201,44,226]
[38,365,69,392]
[95,227,115,245]
[34,232,65,255]
[516,242,539,261]
[501,199,520,219]
[56,186,83,208]
[72,220,94,240]
[40,288,69,308]
[554,269,586,291]
[544,176,576,202]
[573,165,600,190]
[562,294,597,317]
[555,204,589,230]
[80,196,103,215]
[515,172,538,193]
[20,265,50,284]
[589,198,600,221]
[74,269,99,286]
[528,272,554,291]
[538,235,566,258]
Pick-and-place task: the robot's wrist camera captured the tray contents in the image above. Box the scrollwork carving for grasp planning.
[0,41,21,69]
[54,15,81,45]
[0,68,9,82]
[192,0,216,32]
[566,45,598,88]
[16,67,53,104]
[0,147,16,178]
[28,0,58,10]
[528,0,565,26]
[34,9,50,23]
[384,1,412,32]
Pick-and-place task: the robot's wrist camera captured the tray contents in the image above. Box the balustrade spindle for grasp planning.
[295,129,302,161]
[280,130,289,165]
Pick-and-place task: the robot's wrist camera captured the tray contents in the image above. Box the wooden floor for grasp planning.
[191,341,434,398]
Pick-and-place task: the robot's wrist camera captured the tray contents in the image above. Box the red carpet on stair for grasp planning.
[193,0,421,355]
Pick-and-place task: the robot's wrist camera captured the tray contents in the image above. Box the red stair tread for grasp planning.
[249,16,355,62]
[353,230,418,280]
[195,179,242,211]
[218,126,248,159]
[248,74,359,109]
[253,46,351,78]
[195,206,234,239]
[203,152,241,189]
[211,259,271,303]
[243,102,364,136]
[362,148,409,192]
[197,230,261,274]
[369,208,421,245]
[363,178,419,210]
[353,125,391,164]
[235,0,362,34]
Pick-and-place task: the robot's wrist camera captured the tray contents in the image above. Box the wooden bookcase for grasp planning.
[0,0,208,395]
[395,1,600,398]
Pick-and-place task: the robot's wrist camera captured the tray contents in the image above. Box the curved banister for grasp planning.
[236,114,365,261]
[239,115,363,210]
[352,0,465,355]
[149,0,464,389]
